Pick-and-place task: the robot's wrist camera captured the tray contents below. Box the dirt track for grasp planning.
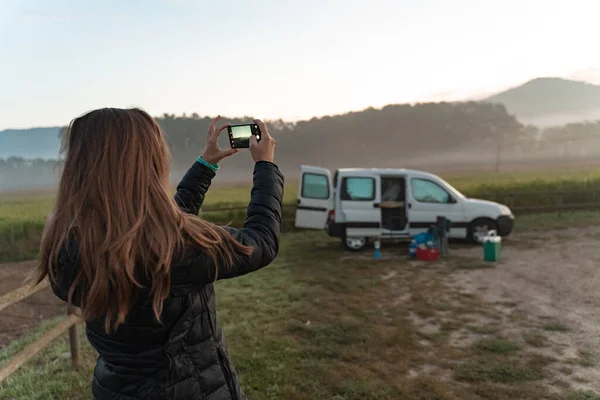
[451,226,600,390]
[0,261,64,347]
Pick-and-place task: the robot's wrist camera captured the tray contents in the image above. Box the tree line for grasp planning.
[154,102,526,170]
[3,101,600,189]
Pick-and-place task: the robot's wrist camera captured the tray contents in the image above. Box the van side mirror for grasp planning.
[448,195,457,204]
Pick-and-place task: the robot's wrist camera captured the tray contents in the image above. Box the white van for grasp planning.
[294,165,515,251]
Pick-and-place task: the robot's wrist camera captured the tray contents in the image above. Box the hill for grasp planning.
[0,127,61,159]
[485,78,600,126]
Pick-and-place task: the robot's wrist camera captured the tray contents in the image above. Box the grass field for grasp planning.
[2,226,600,399]
[2,166,600,399]
[2,167,600,263]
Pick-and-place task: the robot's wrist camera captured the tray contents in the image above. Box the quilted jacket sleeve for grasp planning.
[175,161,284,285]
[174,161,216,215]
[218,161,284,280]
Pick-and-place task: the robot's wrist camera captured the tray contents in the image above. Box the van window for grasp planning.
[302,173,329,199]
[411,178,450,203]
[341,177,375,201]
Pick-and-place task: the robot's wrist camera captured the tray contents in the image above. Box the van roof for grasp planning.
[336,167,438,178]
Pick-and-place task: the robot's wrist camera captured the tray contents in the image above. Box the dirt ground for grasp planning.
[1,226,600,395]
[338,225,600,395]
[395,226,600,395]
[449,225,600,391]
[0,260,64,347]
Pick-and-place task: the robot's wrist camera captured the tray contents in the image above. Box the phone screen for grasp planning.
[228,124,261,148]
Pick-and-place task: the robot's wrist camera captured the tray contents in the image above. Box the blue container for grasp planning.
[409,240,417,258]
[413,232,434,245]
[374,238,381,259]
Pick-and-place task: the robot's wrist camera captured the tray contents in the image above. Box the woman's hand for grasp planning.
[250,119,275,163]
[201,116,238,165]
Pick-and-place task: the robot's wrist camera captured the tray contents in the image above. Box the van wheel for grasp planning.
[342,237,368,252]
[468,218,498,244]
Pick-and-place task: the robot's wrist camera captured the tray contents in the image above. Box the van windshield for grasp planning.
[436,176,467,199]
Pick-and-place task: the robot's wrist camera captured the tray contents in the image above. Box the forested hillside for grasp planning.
[2,102,600,190]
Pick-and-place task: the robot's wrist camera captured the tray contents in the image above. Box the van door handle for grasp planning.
[408,203,412,209]
[373,203,380,208]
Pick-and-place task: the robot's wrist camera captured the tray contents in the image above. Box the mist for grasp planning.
[2,135,599,193]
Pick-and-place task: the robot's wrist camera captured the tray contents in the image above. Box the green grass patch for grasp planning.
[473,338,520,354]
[433,302,453,312]
[469,325,499,335]
[567,390,600,400]
[542,322,570,332]
[577,350,595,367]
[454,359,544,384]
[0,322,97,400]
[517,210,600,231]
[0,316,67,366]
[559,366,574,375]
[522,332,548,348]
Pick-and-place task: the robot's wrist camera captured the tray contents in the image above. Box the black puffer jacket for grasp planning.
[51,161,284,400]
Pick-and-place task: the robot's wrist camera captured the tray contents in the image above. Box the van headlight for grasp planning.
[500,205,512,216]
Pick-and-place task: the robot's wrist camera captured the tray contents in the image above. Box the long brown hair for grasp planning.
[34,108,251,333]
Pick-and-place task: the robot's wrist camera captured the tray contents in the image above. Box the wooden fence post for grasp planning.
[67,305,81,368]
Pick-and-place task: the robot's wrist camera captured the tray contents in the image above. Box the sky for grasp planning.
[0,0,599,129]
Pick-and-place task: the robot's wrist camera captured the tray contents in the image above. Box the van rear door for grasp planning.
[295,165,334,229]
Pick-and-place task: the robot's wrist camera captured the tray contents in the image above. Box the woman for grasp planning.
[33,108,283,400]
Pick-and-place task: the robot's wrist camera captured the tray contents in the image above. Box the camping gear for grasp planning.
[411,231,440,261]
[374,237,381,259]
[409,240,417,258]
[410,232,435,258]
[416,247,440,262]
[483,230,502,262]
[413,232,435,246]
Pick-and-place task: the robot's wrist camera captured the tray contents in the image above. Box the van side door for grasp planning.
[407,176,467,238]
[295,165,334,229]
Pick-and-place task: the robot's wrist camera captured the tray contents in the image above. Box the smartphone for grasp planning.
[227,123,261,149]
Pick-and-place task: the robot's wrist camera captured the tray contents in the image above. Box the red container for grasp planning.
[416,247,440,262]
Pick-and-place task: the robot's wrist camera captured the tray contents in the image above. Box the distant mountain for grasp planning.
[485,78,600,126]
[0,127,62,159]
